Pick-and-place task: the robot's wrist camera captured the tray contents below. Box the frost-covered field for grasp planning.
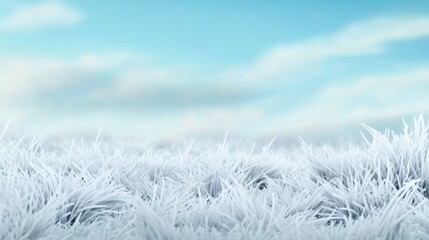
[2,118,429,239]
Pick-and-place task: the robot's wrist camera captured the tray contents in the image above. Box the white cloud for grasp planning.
[2,56,429,141]
[223,17,429,83]
[0,51,266,140]
[0,52,137,136]
[0,2,83,31]
[0,53,134,103]
[267,67,429,136]
[0,52,202,108]
[321,68,429,102]
[115,65,199,95]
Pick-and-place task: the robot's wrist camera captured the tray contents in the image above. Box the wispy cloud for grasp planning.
[0,2,83,32]
[0,53,129,99]
[0,52,264,112]
[268,67,429,136]
[223,16,429,83]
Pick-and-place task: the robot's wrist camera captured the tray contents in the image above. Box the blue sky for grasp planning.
[0,1,429,141]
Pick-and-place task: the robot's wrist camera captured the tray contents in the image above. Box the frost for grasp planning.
[1,116,429,239]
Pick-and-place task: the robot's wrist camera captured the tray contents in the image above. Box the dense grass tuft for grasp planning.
[2,116,429,239]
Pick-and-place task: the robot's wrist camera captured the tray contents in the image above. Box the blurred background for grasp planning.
[1,1,429,142]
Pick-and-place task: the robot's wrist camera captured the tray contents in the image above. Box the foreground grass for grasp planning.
[2,117,429,239]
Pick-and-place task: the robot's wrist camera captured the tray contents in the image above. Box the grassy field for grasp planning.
[2,117,429,239]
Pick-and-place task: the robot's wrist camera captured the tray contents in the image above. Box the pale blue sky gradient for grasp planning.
[0,1,429,141]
